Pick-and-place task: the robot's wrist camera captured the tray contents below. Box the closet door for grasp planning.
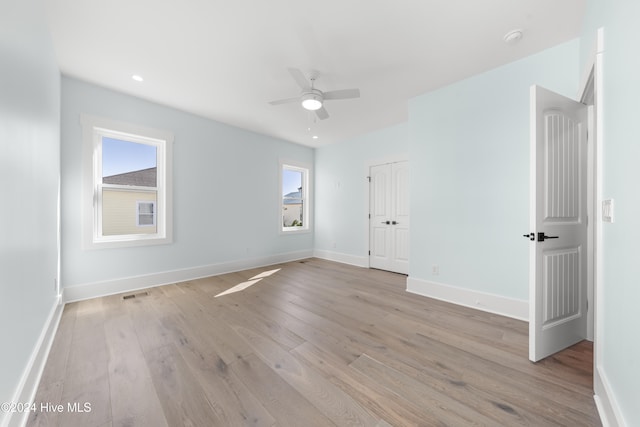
[369,161,409,274]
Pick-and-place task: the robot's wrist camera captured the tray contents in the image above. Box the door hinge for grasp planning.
[368,250,371,256]
[366,176,371,182]
[368,213,371,219]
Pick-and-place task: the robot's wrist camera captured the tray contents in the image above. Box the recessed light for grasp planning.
[132,75,144,82]
[312,135,319,139]
[504,29,523,44]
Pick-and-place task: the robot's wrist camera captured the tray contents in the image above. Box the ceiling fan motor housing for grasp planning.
[301,90,323,110]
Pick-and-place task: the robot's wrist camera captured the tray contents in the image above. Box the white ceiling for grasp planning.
[45,0,586,147]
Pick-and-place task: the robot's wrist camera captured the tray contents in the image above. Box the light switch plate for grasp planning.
[602,199,614,223]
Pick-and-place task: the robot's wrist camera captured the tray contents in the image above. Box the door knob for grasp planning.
[381,221,390,224]
[392,221,398,225]
[537,232,559,242]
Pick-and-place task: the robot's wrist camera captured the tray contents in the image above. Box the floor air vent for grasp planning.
[122,291,149,300]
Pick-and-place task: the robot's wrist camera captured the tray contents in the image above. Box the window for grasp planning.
[82,115,173,249]
[136,201,156,227]
[280,161,311,233]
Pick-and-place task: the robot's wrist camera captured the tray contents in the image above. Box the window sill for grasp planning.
[84,234,172,250]
[280,227,311,236]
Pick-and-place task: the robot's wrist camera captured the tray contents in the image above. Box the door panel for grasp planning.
[543,247,581,327]
[391,162,409,273]
[370,165,391,270]
[545,112,581,222]
[529,85,587,362]
[393,228,410,264]
[372,228,387,257]
[373,170,389,217]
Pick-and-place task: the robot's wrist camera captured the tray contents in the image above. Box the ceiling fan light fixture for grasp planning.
[301,92,323,111]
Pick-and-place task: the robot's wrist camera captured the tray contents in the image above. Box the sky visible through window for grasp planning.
[102,137,157,178]
[282,169,302,196]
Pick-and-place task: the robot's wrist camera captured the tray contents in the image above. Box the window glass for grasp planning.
[282,169,304,228]
[280,162,310,233]
[137,201,156,226]
[101,137,158,236]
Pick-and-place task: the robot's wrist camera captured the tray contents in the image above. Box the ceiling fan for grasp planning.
[269,68,360,120]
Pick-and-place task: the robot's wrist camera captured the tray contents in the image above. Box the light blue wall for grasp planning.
[408,39,580,300]
[579,0,605,73]
[0,0,60,412]
[315,123,408,259]
[61,77,314,288]
[581,0,640,424]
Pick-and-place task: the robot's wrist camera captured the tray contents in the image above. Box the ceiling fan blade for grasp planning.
[268,97,299,106]
[323,88,360,100]
[315,106,329,120]
[288,68,310,90]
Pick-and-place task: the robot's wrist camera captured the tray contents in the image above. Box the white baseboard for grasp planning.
[313,249,368,268]
[2,296,63,427]
[406,276,528,321]
[62,250,314,303]
[594,364,626,427]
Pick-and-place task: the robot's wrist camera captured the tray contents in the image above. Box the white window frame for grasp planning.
[81,114,173,249]
[136,201,157,227]
[279,159,312,234]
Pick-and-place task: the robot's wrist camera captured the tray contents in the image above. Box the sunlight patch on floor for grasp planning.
[249,268,281,280]
[214,268,282,297]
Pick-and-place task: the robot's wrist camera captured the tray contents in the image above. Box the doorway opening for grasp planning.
[529,30,602,389]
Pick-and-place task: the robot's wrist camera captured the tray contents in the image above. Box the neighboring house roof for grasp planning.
[283,190,302,205]
[103,167,157,187]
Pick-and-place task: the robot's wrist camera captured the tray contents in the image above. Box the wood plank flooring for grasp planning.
[27,258,600,426]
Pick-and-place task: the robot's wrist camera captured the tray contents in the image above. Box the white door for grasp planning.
[369,161,409,274]
[529,85,588,362]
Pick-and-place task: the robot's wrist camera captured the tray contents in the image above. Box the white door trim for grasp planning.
[592,27,605,384]
[579,33,598,349]
[363,154,408,269]
[584,28,624,427]
[578,31,601,360]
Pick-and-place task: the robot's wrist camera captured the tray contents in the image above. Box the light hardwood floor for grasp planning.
[28,258,600,426]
